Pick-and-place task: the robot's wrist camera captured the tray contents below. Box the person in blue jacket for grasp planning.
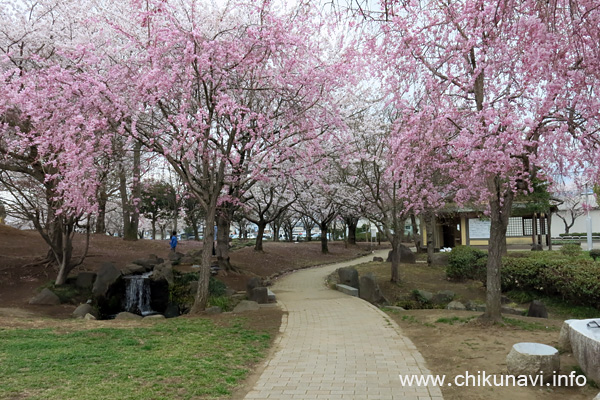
[170,231,178,252]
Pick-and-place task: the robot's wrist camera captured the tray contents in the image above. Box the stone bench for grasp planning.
[506,342,560,380]
[558,319,600,384]
[335,283,358,297]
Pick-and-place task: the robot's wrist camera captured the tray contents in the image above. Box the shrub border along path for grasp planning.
[241,250,443,400]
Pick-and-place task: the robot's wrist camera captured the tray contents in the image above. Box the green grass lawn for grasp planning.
[0,317,271,399]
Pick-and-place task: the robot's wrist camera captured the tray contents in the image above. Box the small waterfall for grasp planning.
[124,271,154,316]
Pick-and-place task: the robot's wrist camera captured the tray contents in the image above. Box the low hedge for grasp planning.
[447,246,487,281]
[501,256,600,308]
[445,247,600,309]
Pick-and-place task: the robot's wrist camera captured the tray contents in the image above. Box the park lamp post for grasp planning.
[585,184,593,251]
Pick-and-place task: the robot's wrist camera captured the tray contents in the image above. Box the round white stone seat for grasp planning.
[506,342,560,380]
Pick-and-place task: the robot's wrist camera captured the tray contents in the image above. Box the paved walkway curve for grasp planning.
[243,250,444,400]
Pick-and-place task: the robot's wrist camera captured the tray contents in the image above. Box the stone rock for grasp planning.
[387,245,416,264]
[594,392,600,400]
[430,253,450,266]
[372,256,384,262]
[465,300,486,312]
[267,289,276,303]
[84,313,97,320]
[506,342,560,380]
[527,300,548,318]
[152,262,174,286]
[501,306,527,316]
[187,249,202,258]
[359,273,387,304]
[163,304,180,318]
[144,314,166,319]
[233,300,260,313]
[92,262,122,298]
[337,267,359,289]
[413,289,433,303]
[249,287,269,304]
[114,312,143,320]
[131,255,163,270]
[531,243,543,251]
[384,306,406,312]
[29,288,61,305]
[246,277,263,297]
[432,290,455,305]
[75,272,96,289]
[180,255,198,265]
[73,303,98,319]
[120,263,146,275]
[446,301,466,311]
[557,322,572,352]
[204,306,222,315]
[501,295,511,304]
[168,251,184,262]
[336,283,358,297]
[559,319,600,384]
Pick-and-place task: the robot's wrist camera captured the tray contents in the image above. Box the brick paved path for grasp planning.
[243,250,444,400]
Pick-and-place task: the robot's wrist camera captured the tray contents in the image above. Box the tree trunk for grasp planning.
[547,212,553,251]
[151,219,156,240]
[96,188,108,234]
[345,216,358,245]
[255,221,266,251]
[320,222,329,254]
[481,181,514,323]
[410,214,421,251]
[390,235,400,283]
[216,213,232,270]
[272,220,280,242]
[191,207,216,313]
[121,142,141,241]
[55,219,74,285]
[424,211,435,266]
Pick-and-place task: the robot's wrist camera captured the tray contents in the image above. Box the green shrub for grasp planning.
[560,243,582,257]
[501,255,600,308]
[208,295,233,311]
[446,246,487,281]
[209,276,227,296]
[590,249,600,261]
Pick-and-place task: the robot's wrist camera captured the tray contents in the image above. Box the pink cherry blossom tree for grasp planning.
[372,0,600,322]
[104,0,353,311]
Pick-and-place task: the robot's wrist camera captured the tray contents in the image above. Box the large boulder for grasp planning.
[432,290,455,305]
[249,287,269,304]
[73,303,99,319]
[233,300,260,313]
[120,263,146,275]
[152,262,174,286]
[413,289,433,303]
[527,300,548,318]
[558,319,600,384]
[168,251,184,263]
[506,342,560,381]
[359,273,387,304]
[92,262,122,298]
[387,245,416,264]
[337,267,359,289]
[446,301,466,311]
[29,288,61,305]
[114,312,143,320]
[75,272,96,289]
[246,277,263,297]
[131,255,163,271]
